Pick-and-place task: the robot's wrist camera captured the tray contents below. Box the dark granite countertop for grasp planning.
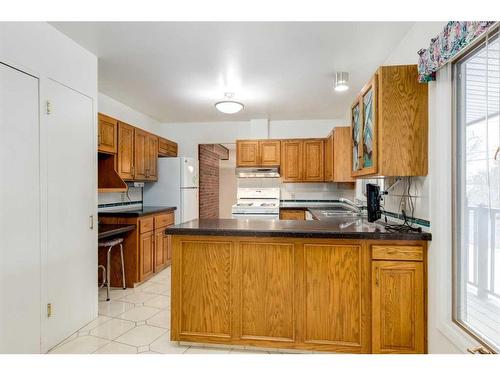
[98,206,176,217]
[98,224,136,240]
[166,218,432,241]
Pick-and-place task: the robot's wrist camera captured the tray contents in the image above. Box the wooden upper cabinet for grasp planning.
[236,140,260,167]
[98,113,118,154]
[372,260,425,354]
[236,139,281,167]
[158,137,178,157]
[351,65,428,177]
[281,140,303,182]
[324,131,334,182]
[259,140,281,166]
[117,121,135,180]
[303,139,324,182]
[333,127,355,182]
[147,134,158,181]
[134,129,148,180]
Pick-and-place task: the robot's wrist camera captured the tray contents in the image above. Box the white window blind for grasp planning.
[455,26,500,352]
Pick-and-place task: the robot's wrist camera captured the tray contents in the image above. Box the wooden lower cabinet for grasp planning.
[139,231,155,281]
[171,237,427,353]
[372,260,425,354]
[154,227,172,273]
[99,210,175,287]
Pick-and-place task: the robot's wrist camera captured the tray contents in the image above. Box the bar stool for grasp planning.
[98,237,126,301]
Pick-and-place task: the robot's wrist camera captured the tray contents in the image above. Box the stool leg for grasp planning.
[106,246,112,301]
[120,243,126,290]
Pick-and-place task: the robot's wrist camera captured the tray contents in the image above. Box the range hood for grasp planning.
[235,167,280,178]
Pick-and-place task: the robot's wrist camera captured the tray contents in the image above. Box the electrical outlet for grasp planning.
[400,197,407,213]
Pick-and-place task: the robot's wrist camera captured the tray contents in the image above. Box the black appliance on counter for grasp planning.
[366,183,381,223]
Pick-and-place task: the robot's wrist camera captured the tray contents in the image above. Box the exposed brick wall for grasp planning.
[198,144,229,219]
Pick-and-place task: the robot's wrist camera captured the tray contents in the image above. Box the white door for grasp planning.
[44,79,97,350]
[0,63,41,353]
[181,188,199,223]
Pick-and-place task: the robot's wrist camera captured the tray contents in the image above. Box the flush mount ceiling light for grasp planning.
[215,92,244,114]
[334,72,349,92]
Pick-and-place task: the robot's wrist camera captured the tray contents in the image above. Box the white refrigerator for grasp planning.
[144,157,199,224]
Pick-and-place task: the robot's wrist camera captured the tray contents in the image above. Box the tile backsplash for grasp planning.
[355,176,429,221]
[237,178,356,201]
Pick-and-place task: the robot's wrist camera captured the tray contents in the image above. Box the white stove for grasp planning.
[231,188,280,219]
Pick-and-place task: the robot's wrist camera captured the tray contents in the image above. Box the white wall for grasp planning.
[157,119,348,159]
[0,22,98,353]
[98,93,161,134]
[0,22,97,98]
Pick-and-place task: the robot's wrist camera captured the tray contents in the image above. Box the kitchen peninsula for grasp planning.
[167,218,430,354]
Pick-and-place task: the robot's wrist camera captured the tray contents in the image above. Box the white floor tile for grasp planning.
[150,334,189,354]
[90,318,136,340]
[144,295,170,310]
[78,316,112,332]
[117,306,161,322]
[117,292,157,304]
[49,336,110,354]
[146,310,170,329]
[115,325,166,347]
[139,351,160,354]
[98,300,135,317]
[138,345,150,353]
[141,282,170,296]
[94,341,138,354]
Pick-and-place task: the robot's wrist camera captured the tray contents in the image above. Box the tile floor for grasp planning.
[49,266,282,354]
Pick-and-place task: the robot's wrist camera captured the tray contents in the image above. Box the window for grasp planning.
[454,27,500,352]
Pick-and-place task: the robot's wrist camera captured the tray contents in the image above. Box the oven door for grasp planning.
[231,212,279,220]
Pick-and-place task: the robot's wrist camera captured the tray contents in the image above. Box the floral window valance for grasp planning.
[417,21,495,82]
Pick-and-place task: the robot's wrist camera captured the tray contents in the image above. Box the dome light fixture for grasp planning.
[334,72,349,92]
[215,92,244,114]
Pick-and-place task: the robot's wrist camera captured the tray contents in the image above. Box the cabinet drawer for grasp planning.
[139,216,154,234]
[154,212,174,229]
[372,245,423,261]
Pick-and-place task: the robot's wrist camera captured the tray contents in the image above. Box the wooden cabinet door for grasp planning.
[134,128,148,180]
[324,132,334,182]
[154,228,167,273]
[304,243,371,352]
[259,140,281,166]
[147,134,158,181]
[139,231,154,281]
[240,242,295,342]
[303,139,324,182]
[236,140,259,167]
[279,209,305,220]
[98,113,117,154]
[372,260,425,354]
[117,122,135,180]
[333,127,355,182]
[281,140,303,182]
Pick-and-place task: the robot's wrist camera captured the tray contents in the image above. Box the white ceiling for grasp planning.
[51,22,414,123]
